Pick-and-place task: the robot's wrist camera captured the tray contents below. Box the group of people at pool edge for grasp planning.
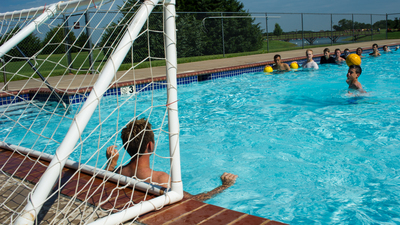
[266,44,399,94]
[106,118,239,202]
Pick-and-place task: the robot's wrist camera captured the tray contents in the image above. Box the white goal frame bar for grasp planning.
[0,0,183,224]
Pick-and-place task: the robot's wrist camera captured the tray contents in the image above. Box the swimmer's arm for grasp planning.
[284,63,291,71]
[184,173,238,202]
[358,88,367,93]
[106,145,119,171]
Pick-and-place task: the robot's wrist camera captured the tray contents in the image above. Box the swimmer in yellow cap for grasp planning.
[346,65,366,94]
[272,54,291,71]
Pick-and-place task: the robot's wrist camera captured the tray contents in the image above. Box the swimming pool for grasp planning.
[2,50,400,224]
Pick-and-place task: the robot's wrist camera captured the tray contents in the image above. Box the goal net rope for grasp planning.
[0,0,182,224]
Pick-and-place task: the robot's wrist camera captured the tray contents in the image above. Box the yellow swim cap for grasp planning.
[290,62,299,69]
[264,66,273,73]
[346,54,361,66]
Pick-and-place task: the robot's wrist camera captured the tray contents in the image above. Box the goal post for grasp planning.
[0,0,182,224]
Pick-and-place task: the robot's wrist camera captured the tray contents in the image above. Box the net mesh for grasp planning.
[0,0,177,224]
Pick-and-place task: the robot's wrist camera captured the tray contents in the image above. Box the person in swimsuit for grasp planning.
[334,48,345,63]
[301,49,319,69]
[272,54,291,71]
[346,65,366,94]
[106,118,238,201]
[320,48,335,64]
[369,43,381,56]
[341,48,350,59]
[356,47,365,58]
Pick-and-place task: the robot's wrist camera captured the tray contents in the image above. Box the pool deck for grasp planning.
[1,39,400,92]
[1,39,400,224]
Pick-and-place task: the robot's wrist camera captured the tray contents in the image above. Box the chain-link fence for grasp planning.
[1,10,400,84]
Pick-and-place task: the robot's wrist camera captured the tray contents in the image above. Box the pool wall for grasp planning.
[0,44,396,106]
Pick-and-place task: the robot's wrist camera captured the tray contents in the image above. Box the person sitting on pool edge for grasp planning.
[272,54,291,71]
[369,43,381,56]
[346,65,366,94]
[356,47,364,58]
[334,48,345,63]
[301,49,319,69]
[106,118,238,202]
[320,48,335,64]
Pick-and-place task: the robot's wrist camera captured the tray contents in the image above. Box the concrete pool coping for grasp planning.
[1,39,400,94]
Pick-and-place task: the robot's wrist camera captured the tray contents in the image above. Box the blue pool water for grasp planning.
[2,50,400,224]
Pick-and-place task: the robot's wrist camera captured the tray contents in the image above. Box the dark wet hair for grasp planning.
[349,65,362,75]
[121,118,154,159]
[372,43,378,48]
[274,54,281,60]
[323,48,330,53]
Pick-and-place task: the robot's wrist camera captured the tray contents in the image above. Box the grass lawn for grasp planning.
[1,34,399,83]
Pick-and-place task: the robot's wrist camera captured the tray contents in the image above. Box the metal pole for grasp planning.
[266,13,269,52]
[63,15,73,73]
[386,14,388,39]
[371,14,373,41]
[221,12,225,57]
[85,11,94,74]
[352,14,354,42]
[301,13,304,49]
[330,14,333,46]
[1,57,7,91]
[15,46,67,108]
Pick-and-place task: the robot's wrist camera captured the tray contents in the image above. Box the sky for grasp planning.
[1,0,399,33]
[2,0,400,14]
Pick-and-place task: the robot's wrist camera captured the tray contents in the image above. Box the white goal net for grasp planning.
[0,0,182,224]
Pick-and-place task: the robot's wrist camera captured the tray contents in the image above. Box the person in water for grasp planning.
[369,43,381,56]
[341,48,350,59]
[334,48,345,63]
[346,65,366,94]
[272,54,291,71]
[301,49,319,69]
[320,48,335,64]
[106,118,238,201]
[356,47,364,58]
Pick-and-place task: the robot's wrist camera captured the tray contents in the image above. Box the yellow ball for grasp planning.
[346,54,361,66]
[290,62,299,69]
[264,66,273,73]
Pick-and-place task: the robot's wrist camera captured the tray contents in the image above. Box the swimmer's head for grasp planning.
[335,48,341,56]
[356,47,363,55]
[323,48,330,59]
[383,45,388,51]
[274,54,281,64]
[372,43,378,49]
[306,49,313,59]
[348,65,362,75]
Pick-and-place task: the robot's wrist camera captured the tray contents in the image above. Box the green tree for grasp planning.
[0,26,42,62]
[100,0,263,60]
[42,25,77,54]
[177,0,263,55]
[75,31,90,51]
[273,23,283,36]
